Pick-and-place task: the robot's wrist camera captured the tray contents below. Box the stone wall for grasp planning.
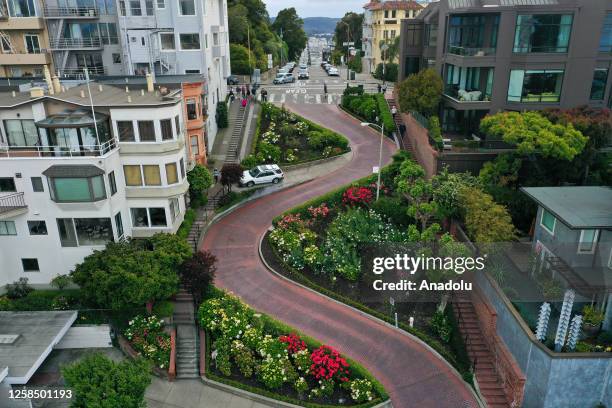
[400,111,438,177]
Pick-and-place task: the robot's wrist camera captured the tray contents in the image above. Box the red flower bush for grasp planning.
[342,186,373,207]
[310,345,350,382]
[279,333,307,354]
[308,203,330,219]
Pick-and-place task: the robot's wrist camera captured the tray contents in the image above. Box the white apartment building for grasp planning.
[0,79,190,287]
[115,0,230,147]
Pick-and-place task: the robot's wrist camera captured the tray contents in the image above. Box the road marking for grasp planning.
[293,93,298,103]
[304,94,311,104]
[327,94,332,104]
[268,94,275,102]
[280,94,286,104]
[315,94,321,104]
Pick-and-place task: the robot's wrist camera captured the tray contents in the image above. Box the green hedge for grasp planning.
[374,94,395,136]
[341,93,395,137]
[202,287,389,408]
[177,209,196,239]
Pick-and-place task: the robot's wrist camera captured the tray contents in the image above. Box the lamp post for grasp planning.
[360,121,384,201]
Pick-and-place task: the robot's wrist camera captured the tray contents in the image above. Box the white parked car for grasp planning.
[240,164,284,187]
[328,67,339,76]
[273,73,295,84]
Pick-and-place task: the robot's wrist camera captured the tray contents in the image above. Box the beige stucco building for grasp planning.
[363,0,423,72]
[0,0,53,77]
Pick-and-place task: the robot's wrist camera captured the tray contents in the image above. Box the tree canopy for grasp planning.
[334,12,363,53]
[479,111,588,161]
[397,68,443,117]
[272,8,307,61]
[71,234,192,310]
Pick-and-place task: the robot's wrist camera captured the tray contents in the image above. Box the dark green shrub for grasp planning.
[5,278,33,299]
[373,63,398,82]
[371,197,411,226]
[216,102,229,129]
[428,116,443,150]
[374,94,395,135]
[241,155,259,169]
[177,209,196,239]
[597,331,612,346]
[343,86,364,96]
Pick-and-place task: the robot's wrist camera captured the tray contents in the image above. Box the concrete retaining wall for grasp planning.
[475,272,612,408]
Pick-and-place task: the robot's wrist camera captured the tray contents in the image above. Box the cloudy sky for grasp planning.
[264,0,365,18]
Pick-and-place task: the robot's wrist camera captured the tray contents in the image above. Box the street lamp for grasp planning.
[360,121,384,201]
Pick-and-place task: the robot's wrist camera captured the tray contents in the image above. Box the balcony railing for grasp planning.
[49,37,103,49]
[43,6,99,18]
[447,45,496,57]
[0,192,27,215]
[59,66,106,78]
[0,138,118,158]
[444,85,490,102]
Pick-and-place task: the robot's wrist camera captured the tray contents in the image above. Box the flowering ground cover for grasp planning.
[242,103,350,167]
[124,315,172,369]
[199,288,387,407]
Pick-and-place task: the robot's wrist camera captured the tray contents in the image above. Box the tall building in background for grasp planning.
[115,0,230,147]
[362,0,423,73]
[0,0,54,77]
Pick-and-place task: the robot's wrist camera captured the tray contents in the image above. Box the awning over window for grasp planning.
[36,109,108,129]
[42,164,105,178]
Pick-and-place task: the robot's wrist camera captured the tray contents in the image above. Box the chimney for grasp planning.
[29,87,44,98]
[52,75,61,94]
[146,73,154,93]
[43,66,54,95]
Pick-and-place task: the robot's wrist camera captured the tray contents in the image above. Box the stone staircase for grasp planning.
[454,294,510,408]
[385,95,414,154]
[173,287,200,379]
[225,103,248,164]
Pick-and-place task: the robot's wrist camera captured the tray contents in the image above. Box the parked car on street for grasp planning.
[240,164,284,187]
[298,68,309,79]
[328,67,339,76]
[273,73,295,84]
[299,63,307,70]
[227,75,239,85]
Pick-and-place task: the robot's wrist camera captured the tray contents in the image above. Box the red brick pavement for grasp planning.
[201,103,481,408]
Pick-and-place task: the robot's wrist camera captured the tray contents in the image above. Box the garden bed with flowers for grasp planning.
[242,103,350,167]
[263,152,474,383]
[123,315,172,370]
[199,287,388,407]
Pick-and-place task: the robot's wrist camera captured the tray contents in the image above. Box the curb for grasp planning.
[282,149,353,171]
[202,376,393,408]
[258,233,486,408]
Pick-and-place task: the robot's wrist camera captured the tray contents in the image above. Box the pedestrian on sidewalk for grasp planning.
[241,97,247,108]
[229,89,235,103]
[382,83,387,94]
[213,168,220,183]
[241,86,246,98]
[377,83,382,93]
[391,105,398,119]
[246,88,251,100]
[261,88,268,102]
[323,82,328,96]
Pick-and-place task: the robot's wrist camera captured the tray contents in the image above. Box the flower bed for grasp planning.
[265,153,473,383]
[242,103,350,167]
[199,288,388,407]
[124,315,172,369]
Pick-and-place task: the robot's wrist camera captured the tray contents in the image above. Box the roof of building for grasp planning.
[0,82,182,109]
[36,109,108,128]
[0,311,76,384]
[448,0,559,8]
[364,0,424,11]
[521,186,612,229]
[42,164,105,178]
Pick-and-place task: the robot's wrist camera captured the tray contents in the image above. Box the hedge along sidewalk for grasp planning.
[337,105,400,150]
[258,233,485,408]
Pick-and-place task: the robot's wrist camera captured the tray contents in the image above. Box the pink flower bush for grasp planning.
[307,203,330,219]
[310,345,350,382]
[277,213,310,230]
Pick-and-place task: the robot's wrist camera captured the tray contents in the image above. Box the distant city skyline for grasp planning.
[264,0,364,18]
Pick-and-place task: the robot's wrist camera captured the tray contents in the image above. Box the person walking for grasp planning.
[323,82,328,96]
[391,105,398,120]
[213,168,220,184]
[382,83,387,94]
[229,89,235,103]
[261,88,268,102]
[241,97,247,108]
[377,83,382,93]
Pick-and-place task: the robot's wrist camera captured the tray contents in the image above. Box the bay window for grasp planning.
[131,207,167,227]
[47,175,106,202]
[165,162,178,184]
[4,119,38,147]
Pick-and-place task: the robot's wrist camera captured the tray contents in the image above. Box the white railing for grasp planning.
[43,6,99,17]
[60,66,106,78]
[50,37,102,49]
[0,138,117,158]
[0,192,27,214]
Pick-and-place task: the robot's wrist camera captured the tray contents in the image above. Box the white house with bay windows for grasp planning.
[0,82,190,288]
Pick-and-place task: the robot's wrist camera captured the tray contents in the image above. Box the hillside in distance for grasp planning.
[302,17,340,35]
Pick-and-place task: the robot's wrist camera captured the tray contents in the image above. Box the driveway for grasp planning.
[201,103,480,408]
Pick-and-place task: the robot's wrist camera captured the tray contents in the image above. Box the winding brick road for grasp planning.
[201,104,480,408]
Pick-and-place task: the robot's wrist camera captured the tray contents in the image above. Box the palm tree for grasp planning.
[379,36,401,63]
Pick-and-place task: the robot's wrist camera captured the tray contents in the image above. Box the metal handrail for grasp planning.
[447,45,496,57]
[0,192,27,213]
[0,138,117,158]
[43,6,99,17]
[50,37,102,49]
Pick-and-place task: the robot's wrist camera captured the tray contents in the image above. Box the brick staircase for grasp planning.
[384,95,414,154]
[173,287,200,379]
[454,294,511,408]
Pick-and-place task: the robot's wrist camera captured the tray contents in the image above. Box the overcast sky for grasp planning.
[264,0,364,18]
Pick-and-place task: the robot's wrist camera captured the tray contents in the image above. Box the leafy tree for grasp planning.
[373,62,398,82]
[228,4,249,43]
[432,169,480,220]
[216,102,228,129]
[397,68,443,116]
[379,36,400,64]
[187,164,213,203]
[228,0,269,26]
[334,12,364,52]
[221,163,243,192]
[348,53,362,73]
[63,353,151,408]
[458,187,516,243]
[479,111,587,161]
[180,251,217,304]
[71,235,191,310]
[230,43,255,75]
[395,159,437,231]
[271,8,307,60]
[51,274,72,290]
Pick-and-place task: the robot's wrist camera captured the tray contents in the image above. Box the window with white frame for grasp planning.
[156,0,165,8]
[56,218,112,247]
[0,221,17,236]
[578,229,599,254]
[131,207,167,227]
[123,165,161,186]
[180,33,200,50]
[160,33,175,50]
[8,0,36,17]
[169,197,179,222]
[24,34,40,53]
[540,209,556,235]
[179,0,195,15]
[130,0,141,15]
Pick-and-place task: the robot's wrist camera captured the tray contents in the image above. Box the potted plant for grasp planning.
[582,305,604,337]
